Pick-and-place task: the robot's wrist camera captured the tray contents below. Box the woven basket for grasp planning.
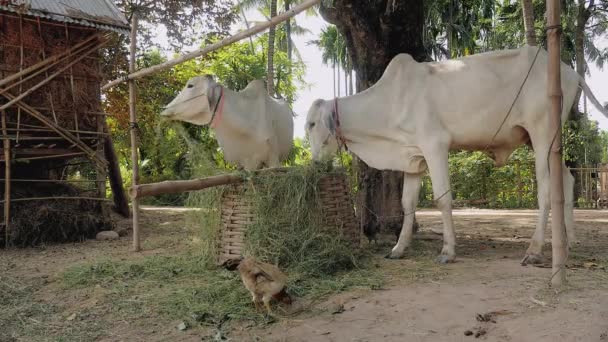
[217,171,360,264]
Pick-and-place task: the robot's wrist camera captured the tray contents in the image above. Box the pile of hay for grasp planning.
[2,183,112,247]
[188,163,363,287]
[243,166,360,276]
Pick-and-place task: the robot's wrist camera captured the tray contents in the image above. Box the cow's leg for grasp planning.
[268,154,281,168]
[388,172,422,259]
[425,148,456,263]
[524,144,550,265]
[563,162,575,245]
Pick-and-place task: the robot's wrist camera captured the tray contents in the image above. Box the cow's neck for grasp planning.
[334,82,392,147]
[210,88,252,137]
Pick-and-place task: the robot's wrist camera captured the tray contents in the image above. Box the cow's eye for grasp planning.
[187,84,194,89]
[309,122,316,129]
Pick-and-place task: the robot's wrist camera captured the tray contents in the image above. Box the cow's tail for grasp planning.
[579,76,608,117]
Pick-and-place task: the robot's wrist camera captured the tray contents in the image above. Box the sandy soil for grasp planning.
[1,208,607,342]
[237,209,608,342]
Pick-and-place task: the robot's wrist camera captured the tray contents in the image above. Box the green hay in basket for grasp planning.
[243,166,360,278]
[178,135,361,278]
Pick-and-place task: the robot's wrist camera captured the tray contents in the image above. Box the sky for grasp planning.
[157,8,608,139]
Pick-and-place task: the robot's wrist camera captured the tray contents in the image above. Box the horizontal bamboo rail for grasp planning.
[129,167,290,199]
[101,0,320,90]
[0,196,110,204]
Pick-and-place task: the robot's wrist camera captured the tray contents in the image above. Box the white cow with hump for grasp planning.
[161,75,294,170]
[306,45,608,264]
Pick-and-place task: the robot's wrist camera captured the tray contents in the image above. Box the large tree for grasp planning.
[319,0,426,239]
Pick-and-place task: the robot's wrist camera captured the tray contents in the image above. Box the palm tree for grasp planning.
[310,25,352,96]
[267,0,277,95]
[237,0,316,96]
[309,26,338,96]
[521,0,537,45]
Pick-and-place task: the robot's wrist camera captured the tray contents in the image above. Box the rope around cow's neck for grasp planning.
[332,97,350,152]
[209,86,225,128]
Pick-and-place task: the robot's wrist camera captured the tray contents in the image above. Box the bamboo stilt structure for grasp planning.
[0,39,108,111]
[0,37,103,95]
[0,33,102,88]
[547,0,567,287]
[2,110,10,246]
[0,93,107,167]
[101,0,321,90]
[129,15,141,252]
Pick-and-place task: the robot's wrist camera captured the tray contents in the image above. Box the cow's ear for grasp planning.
[324,109,336,135]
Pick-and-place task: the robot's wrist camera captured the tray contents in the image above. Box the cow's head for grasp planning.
[160,74,219,126]
[305,99,339,161]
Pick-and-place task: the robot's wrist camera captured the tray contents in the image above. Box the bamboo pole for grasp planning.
[7,152,85,162]
[2,110,10,246]
[130,174,244,199]
[0,196,110,203]
[130,167,290,199]
[0,40,108,112]
[547,0,567,287]
[129,14,141,252]
[101,0,321,90]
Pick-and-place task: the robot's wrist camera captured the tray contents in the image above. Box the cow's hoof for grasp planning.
[385,250,405,259]
[436,254,455,264]
[521,253,544,265]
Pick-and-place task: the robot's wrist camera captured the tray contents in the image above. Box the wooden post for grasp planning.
[547,0,567,287]
[129,14,141,252]
[1,110,10,246]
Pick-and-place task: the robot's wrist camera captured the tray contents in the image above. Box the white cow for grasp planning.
[306,45,608,264]
[161,75,294,170]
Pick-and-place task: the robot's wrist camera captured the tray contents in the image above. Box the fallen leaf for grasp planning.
[177,321,188,331]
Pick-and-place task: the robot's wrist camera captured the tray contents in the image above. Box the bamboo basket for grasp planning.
[217,171,360,264]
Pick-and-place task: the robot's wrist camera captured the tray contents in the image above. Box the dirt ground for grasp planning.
[1,207,608,342]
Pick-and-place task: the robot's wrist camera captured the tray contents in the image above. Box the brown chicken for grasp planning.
[237,257,292,315]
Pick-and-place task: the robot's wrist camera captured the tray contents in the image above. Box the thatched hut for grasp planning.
[0,0,130,246]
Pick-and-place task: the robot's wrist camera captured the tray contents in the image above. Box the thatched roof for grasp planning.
[0,0,130,34]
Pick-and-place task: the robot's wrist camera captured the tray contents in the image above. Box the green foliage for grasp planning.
[419,147,538,209]
[564,114,606,166]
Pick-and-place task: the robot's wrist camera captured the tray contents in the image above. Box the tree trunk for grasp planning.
[104,127,130,218]
[333,59,337,97]
[267,0,278,95]
[320,0,426,239]
[285,0,292,63]
[521,0,537,46]
[348,54,354,95]
[337,62,341,96]
[240,7,256,54]
[344,68,348,96]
